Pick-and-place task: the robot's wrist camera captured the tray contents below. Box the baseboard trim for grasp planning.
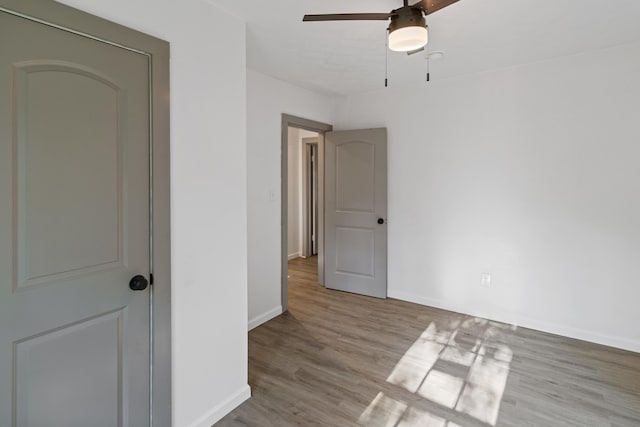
[388,290,640,354]
[288,252,301,260]
[187,384,251,427]
[248,305,283,331]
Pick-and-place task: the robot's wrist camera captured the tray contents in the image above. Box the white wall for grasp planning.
[247,69,340,328]
[335,42,640,352]
[56,1,249,425]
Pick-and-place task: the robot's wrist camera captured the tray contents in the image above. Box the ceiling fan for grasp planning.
[303,0,459,54]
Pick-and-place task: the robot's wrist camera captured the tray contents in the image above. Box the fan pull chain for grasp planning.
[426,27,430,83]
[426,56,430,82]
[385,29,389,87]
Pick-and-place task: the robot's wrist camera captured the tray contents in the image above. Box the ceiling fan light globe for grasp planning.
[388,26,428,52]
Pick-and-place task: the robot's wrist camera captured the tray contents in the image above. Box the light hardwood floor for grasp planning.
[216,257,640,426]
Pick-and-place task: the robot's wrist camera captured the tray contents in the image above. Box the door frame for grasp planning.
[281,114,332,312]
[0,1,171,425]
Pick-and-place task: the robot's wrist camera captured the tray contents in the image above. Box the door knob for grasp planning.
[129,275,148,291]
[377,218,385,225]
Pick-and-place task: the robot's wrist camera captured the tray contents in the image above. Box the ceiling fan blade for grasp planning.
[303,13,391,22]
[406,47,425,56]
[412,0,459,15]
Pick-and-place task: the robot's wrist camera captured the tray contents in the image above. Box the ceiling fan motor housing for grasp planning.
[388,7,428,52]
[388,7,426,34]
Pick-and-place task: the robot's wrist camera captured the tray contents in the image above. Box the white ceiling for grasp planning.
[213,0,640,96]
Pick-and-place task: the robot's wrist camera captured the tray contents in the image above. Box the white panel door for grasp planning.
[0,10,151,427]
[325,128,387,298]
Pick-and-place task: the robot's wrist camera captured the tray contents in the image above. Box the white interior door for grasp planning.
[324,128,387,298]
[0,10,151,427]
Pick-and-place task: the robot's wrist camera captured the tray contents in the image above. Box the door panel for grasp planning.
[335,226,375,276]
[0,10,150,427]
[16,63,123,288]
[325,128,387,298]
[336,141,375,213]
[14,309,124,426]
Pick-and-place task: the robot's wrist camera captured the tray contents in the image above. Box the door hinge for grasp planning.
[149,273,154,286]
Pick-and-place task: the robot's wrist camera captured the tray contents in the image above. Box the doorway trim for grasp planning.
[0,1,172,425]
[281,114,332,312]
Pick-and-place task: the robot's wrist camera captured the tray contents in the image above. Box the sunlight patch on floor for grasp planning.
[397,407,447,427]
[386,341,443,393]
[440,345,475,367]
[358,392,407,427]
[362,318,514,426]
[417,369,465,408]
[386,322,448,392]
[423,321,457,344]
[455,353,511,425]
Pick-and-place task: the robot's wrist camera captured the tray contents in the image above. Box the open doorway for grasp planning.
[281,115,332,312]
[287,128,319,261]
[301,137,319,259]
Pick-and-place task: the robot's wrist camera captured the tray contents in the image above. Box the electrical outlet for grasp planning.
[481,273,492,287]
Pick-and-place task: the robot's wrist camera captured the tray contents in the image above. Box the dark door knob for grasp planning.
[377,218,385,225]
[129,275,148,291]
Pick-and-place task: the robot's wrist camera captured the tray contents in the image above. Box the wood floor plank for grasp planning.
[216,257,640,426]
